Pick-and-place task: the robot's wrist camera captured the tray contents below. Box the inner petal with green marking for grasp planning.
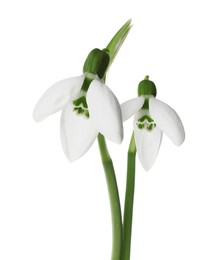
[137,114,156,131]
[72,75,94,118]
[73,95,89,118]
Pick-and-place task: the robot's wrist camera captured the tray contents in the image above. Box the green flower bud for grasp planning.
[138,76,157,97]
[83,48,110,79]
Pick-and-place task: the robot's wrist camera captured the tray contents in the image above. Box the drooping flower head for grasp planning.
[121,76,185,170]
[33,48,124,162]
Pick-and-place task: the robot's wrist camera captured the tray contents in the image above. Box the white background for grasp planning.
[0,0,206,259]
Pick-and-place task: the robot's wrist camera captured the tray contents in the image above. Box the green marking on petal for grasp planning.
[73,95,90,118]
[138,115,154,123]
[136,114,156,132]
[85,111,89,118]
[73,96,88,108]
[138,124,143,129]
[147,124,153,131]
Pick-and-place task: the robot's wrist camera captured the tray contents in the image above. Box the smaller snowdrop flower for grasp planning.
[121,76,185,171]
[33,48,123,162]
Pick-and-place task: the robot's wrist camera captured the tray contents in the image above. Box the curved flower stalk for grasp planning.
[121,76,185,171]
[33,49,123,162]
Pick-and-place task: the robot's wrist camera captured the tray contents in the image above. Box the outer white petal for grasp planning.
[134,112,162,171]
[121,96,145,122]
[60,103,98,162]
[87,80,123,144]
[149,97,185,146]
[33,75,85,122]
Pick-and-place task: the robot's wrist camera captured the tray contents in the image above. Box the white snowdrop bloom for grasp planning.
[33,49,123,162]
[121,76,185,171]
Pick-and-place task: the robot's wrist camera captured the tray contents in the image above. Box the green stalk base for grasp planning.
[122,133,136,260]
[98,134,123,260]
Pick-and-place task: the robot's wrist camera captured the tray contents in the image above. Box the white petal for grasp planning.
[33,75,85,122]
[149,98,185,146]
[134,112,162,171]
[87,80,123,144]
[60,103,98,162]
[121,96,145,121]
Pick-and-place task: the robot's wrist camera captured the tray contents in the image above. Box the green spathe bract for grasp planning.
[138,75,157,97]
[82,18,132,81]
[106,19,132,70]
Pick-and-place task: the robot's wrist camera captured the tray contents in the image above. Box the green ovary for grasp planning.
[137,115,156,131]
[73,96,89,118]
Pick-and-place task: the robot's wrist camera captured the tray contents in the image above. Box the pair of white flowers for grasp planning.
[33,74,185,170]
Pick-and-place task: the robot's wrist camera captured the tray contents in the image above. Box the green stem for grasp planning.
[122,133,136,260]
[97,133,123,260]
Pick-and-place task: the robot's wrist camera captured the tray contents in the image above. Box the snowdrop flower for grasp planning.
[33,49,123,162]
[121,76,185,171]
